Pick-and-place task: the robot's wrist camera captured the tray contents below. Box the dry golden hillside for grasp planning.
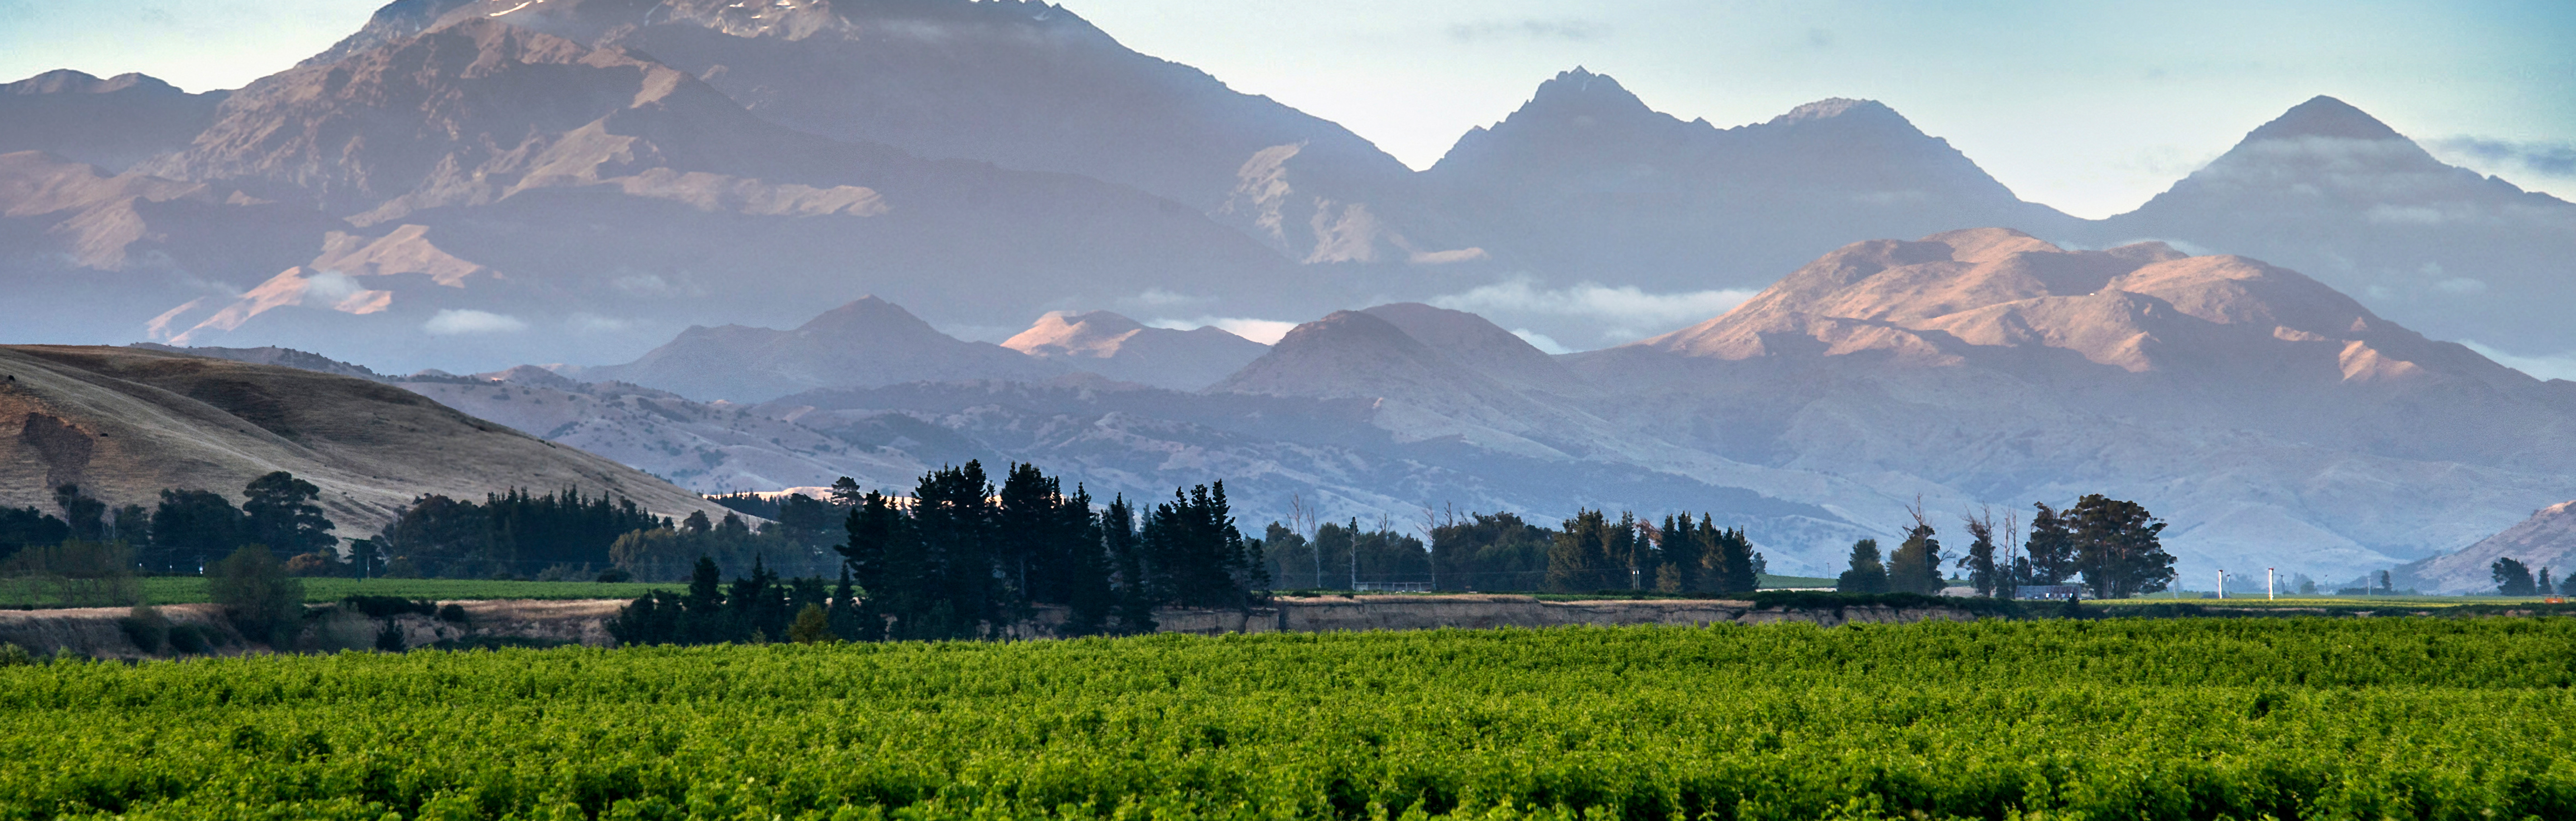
[0,345,732,537]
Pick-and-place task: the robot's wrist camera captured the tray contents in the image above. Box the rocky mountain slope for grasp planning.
[1001,311,1267,391]
[0,345,731,536]
[1569,228,2576,578]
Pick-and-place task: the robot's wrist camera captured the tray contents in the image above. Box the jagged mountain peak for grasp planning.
[1002,310,1264,390]
[2244,95,2407,143]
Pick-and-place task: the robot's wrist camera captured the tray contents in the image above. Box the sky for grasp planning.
[1,0,2570,218]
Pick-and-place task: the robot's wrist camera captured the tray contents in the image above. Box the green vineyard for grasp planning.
[5,618,2573,820]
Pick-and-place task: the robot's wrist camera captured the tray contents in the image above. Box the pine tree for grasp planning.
[787,603,832,643]
[242,472,337,557]
[2067,495,2175,599]
[1887,507,1944,594]
[148,489,241,574]
[1547,510,1625,592]
[2024,503,2076,584]
[2491,557,2537,596]
[1103,495,1154,633]
[1837,539,1889,593]
[1960,511,2000,597]
[1707,520,1759,594]
[1657,515,1706,592]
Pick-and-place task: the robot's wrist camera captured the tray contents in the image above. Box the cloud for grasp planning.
[1146,316,1297,345]
[1511,330,1571,355]
[568,313,638,333]
[2458,340,2576,382]
[1119,287,1210,309]
[423,309,528,335]
[1447,19,1601,43]
[1428,278,1758,342]
[2432,278,2487,295]
[2425,136,2576,179]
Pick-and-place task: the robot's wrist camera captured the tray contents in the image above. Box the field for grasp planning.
[128,577,679,605]
[6,618,2575,819]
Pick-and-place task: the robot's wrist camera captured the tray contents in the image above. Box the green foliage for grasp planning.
[1548,510,1641,592]
[384,487,671,579]
[134,576,679,604]
[5,619,2576,818]
[208,545,304,646]
[1427,512,1554,591]
[146,489,241,574]
[1836,538,1889,593]
[240,472,338,556]
[118,604,170,652]
[787,603,832,644]
[0,505,70,563]
[0,539,140,606]
[1886,516,1944,595]
[2068,493,2176,598]
[2493,557,2538,596]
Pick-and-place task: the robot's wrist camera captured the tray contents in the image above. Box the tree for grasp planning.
[1706,522,1760,594]
[1960,510,2001,597]
[1656,515,1706,592]
[1102,495,1154,633]
[1548,510,1633,592]
[0,506,72,564]
[2024,503,2076,584]
[147,490,241,574]
[53,485,105,543]
[2539,567,2555,597]
[242,472,337,556]
[787,603,832,643]
[2491,557,2537,596]
[1837,539,1889,593]
[209,545,305,646]
[2067,495,2176,599]
[1887,507,1944,594]
[1424,512,1555,592]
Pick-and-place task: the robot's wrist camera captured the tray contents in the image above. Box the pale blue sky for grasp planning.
[2,0,2570,217]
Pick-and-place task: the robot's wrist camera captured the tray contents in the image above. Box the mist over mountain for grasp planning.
[579,297,1064,402]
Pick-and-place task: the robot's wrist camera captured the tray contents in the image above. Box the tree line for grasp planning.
[1835,495,2178,600]
[612,461,1269,643]
[2488,558,2575,596]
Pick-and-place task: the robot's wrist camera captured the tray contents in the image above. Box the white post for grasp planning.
[2267,568,2275,600]
[2217,570,2225,599]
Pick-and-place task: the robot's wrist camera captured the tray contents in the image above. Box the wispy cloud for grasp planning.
[423,309,527,335]
[1146,316,1297,345]
[2459,340,2576,382]
[2426,136,2576,179]
[1447,18,1601,43]
[1428,279,1757,344]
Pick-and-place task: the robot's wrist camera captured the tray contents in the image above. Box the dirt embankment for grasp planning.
[4,595,1984,658]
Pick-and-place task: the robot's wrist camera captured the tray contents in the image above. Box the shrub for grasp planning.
[166,623,211,654]
[209,546,305,646]
[118,604,170,652]
[437,603,467,624]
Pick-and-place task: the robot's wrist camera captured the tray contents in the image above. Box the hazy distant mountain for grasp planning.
[1001,311,1266,391]
[308,0,1466,266]
[2097,95,2576,361]
[1360,303,1586,395]
[0,345,729,534]
[403,369,931,494]
[87,15,1297,370]
[1423,69,2082,296]
[0,70,224,173]
[2399,499,2576,594]
[580,297,1063,402]
[1569,227,2576,578]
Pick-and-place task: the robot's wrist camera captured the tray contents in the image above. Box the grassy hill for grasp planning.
[0,344,733,537]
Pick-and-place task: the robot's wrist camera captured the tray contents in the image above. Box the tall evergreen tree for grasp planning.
[1960,512,2001,597]
[2067,494,2176,598]
[1706,519,1760,594]
[148,490,241,574]
[242,472,337,556]
[1656,515,1706,592]
[1887,511,1945,594]
[1103,495,1154,633]
[2491,557,2538,596]
[53,485,105,543]
[1836,539,1889,594]
[2023,503,2076,584]
[1547,510,1624,592]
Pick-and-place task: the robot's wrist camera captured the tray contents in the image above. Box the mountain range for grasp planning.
[2,0,2571,373]
[5,0,2573,589]
[181,227,2553,590]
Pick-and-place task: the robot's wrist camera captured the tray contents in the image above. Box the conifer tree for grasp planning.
[1656,515,1706,592]
[242,472,336,556]
[1103,495,1154,633]
[1887,507,1944,594]
[1960,511,2001,597]
[2067,494,2175,598]
[1836,539,1889,593]
[2491,557,2537,596]
[2023,503,2076,584]
[1706,519,1759,594]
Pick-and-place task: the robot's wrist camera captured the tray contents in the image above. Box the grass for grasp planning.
[130,577,679,605]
